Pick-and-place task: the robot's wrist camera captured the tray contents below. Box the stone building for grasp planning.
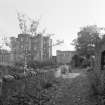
[95,41,105,71]
[56,50,76,64]
[0,49,11,66]
[43,36,52,61]
[0,70,55,105]
[10,33,52,64]
[10,34,32,64]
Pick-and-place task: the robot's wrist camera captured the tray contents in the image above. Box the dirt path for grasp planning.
[55,70,97,105]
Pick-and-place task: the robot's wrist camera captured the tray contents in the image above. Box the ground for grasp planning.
[54,68,97,105]
[0,68,98,105]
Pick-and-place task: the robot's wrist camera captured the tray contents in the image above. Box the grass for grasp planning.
[1,67,102,105]
[86,70,105,105]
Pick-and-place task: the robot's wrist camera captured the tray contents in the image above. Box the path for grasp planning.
[55,69,97,105]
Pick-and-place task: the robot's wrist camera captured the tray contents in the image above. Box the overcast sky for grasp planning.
[0,0,105,55]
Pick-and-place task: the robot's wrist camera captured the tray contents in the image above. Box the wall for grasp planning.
[0,50,12,66]
[56,50,76,64]
[10,34,52,63]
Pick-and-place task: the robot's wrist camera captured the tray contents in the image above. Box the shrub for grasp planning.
[87,70,105,104]
[27,60,57,70]
[1,69,62,105]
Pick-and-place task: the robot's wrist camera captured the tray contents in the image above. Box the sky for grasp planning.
[0,0,105,55]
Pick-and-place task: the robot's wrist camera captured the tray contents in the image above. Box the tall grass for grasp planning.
[87,70,105,105]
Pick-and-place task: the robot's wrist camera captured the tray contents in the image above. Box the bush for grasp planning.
[1,69,62,105]
[71,55,84,68]
[14,61,24,67]
[87,70,105,104]
[27,60,57,70]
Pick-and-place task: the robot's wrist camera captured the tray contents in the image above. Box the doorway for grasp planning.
[101,51,105,70]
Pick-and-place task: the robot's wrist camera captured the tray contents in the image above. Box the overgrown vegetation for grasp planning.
[72,25,102,58]
[27,60,57,69]
[87,70,105,105]
[0,68,64,105]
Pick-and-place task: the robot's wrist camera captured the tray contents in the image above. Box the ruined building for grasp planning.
[56,50,76,64]
[10,33,52,64]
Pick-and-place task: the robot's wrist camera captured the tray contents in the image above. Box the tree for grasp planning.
[29,19,39,35]
[17,12,28,34]
[17,11,39,35]
[72,25,102,58]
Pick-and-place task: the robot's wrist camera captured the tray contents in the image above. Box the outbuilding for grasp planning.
[95,41,105,72]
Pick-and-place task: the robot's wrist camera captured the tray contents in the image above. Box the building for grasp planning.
[95,40,105,71]
[0,49,12,66]
[43,36,52,61]
[51,56,57,64]
[10,33,52,64]
[56,50,76,64]
[10,34,31,64]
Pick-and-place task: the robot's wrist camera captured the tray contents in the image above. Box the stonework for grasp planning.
[0,50,12,66]
[56,50,76,64]
[95,42,105,72]
[10,34,52,63]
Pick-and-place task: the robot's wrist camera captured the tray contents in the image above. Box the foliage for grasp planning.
[87,70,105,105]
[72,25,101,57]
[14,61,24,67]
[0,65,24,76]
[27,60,57,69]
[81,58,90,68]
[1,69,62,105]
[29,19,39,35]
[1,65,99,105]
[70,55,84,68]
[17,12,39,35]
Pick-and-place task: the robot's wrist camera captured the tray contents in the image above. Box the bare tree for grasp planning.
[29,18,39,35]
[17,12,28,34]
[17,11,40,35]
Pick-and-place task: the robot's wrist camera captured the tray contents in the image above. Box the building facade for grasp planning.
[10,33,52,64]
[0,50,11,65]
[56,50,76,64]
[43,36,52,61]
[95,41,105,71]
